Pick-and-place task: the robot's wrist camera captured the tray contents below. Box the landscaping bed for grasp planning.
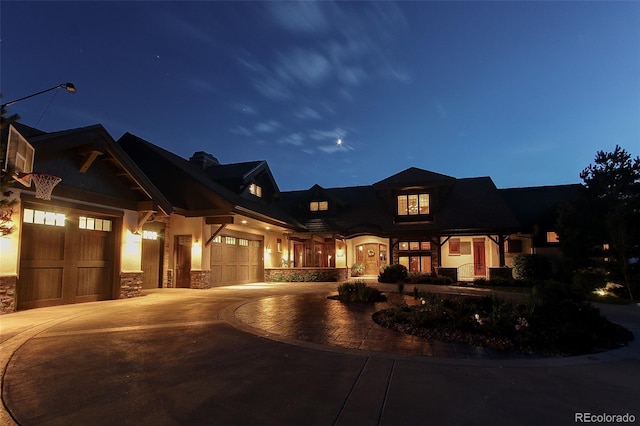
[372,292,634,356]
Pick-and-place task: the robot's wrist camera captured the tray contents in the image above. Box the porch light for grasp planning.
[1,82,77,109]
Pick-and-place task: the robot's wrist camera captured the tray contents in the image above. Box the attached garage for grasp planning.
[17,205,119,310]
[210,231,263,286]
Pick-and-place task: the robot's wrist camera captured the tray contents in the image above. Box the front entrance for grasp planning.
[175,235,191,288]
[473,240,486,276]
[356,243,387,275]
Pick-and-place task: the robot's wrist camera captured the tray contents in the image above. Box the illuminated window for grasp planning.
[239,238,249,247]
[398,256,432,272]
[79,216,112,232]
[142,230,158,240]
[23,208,65,227]
[211,235,222,243]
[249,183,262,197]
[310,201,328,211]
[546,231,559,243]
[225,236,236,245]
[399,241,432,251]
[397,193,430,215]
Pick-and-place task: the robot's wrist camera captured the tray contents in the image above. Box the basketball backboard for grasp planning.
[4,125,34,187]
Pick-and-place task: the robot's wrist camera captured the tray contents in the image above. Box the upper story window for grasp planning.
[546,231,559,244]
[397,193,429,216]
[249,183,262,197]
[310,201,328,212]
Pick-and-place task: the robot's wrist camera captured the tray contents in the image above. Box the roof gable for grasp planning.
[15,124,171,213]
[373,167,455,189]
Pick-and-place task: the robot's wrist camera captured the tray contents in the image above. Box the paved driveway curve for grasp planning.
[1,282,638,426]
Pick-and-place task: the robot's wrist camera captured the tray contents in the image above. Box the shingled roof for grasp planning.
[500,184,583,230]
[118,133,302,228]
[281,169,521,237]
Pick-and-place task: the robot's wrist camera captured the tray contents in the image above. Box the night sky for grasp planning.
[2,1,638,191]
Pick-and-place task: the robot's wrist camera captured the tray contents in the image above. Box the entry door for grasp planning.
[175,235,191,288]
[473,240,486,276]
[363,243,379,275]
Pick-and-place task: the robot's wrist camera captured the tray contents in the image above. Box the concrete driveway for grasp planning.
[1,282,638,426]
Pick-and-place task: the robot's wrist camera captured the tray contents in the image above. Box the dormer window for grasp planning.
[310,201,328,211]
[249,183,262,197]
[397,193,429,216]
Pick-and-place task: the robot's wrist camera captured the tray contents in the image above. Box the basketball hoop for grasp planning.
[16,173,62,200]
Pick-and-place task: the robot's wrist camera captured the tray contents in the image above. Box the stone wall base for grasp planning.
[120,272,143,298]
[0,276,17,314]
[190,270,212,289]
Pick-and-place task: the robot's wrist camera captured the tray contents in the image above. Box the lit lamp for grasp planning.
[1,82,77,109]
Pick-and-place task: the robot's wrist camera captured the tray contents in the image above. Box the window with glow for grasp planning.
[310,201,328,211]
[546,231,559,243]
[249,184,262,197]
[239,238,249,247]
[398,256,432,273]
[211,235,222,243]
[225,236,236,245]
[399,241,432,251]
[397,193,430,215]
[23,208,65,227]
[142,230,158,240]
[79,216,112,232]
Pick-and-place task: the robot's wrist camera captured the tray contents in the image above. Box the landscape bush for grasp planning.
[336,281,386,302]
[268,269,338,282]
[373,290,633,355]
[512,254,552,280]
[378,264,408,284]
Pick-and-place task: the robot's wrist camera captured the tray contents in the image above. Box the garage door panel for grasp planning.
[21,228,65,260]
[79,232,111,261]
[211,245,222,262]
[77,267,111,297]
[18,268,63,302]
[211,265,222,284]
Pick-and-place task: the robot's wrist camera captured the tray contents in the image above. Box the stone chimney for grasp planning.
[189,151,219,169]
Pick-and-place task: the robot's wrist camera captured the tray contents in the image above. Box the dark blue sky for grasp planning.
[2,1,639,191]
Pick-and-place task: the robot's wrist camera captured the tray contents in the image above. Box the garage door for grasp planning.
[210,234,263,286]
[17,207,116,310]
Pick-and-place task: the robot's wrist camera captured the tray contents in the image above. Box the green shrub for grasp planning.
[573,268,606,294]
[337,281,386,302]
[351,263,365,277]
[513,254,552,280]
[268,269,338,282]
[378,264,408,283]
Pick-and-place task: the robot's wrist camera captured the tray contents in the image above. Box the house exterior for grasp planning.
[1,122,582,313]
[0,124,172,313]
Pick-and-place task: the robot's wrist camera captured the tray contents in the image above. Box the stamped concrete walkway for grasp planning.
[1,282,639,426]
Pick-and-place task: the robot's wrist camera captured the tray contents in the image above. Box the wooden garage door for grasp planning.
[18,208,115,310]
[210,235,263,286]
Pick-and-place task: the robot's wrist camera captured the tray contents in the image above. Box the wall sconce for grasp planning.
[266,246,272,254]
[336,249,344,257]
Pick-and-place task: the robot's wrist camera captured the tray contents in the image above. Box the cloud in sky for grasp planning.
[294,106,322,121]
[239,1,410,103]
[255,120,281,133]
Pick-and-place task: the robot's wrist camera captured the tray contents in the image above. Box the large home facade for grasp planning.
[1,123,582,313]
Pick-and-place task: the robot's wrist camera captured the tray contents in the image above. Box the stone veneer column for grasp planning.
[120,272,143,298]
[190,270,211,289]
[0,276,17,314]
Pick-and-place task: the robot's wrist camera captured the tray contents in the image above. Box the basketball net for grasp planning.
[30,173,62,200]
